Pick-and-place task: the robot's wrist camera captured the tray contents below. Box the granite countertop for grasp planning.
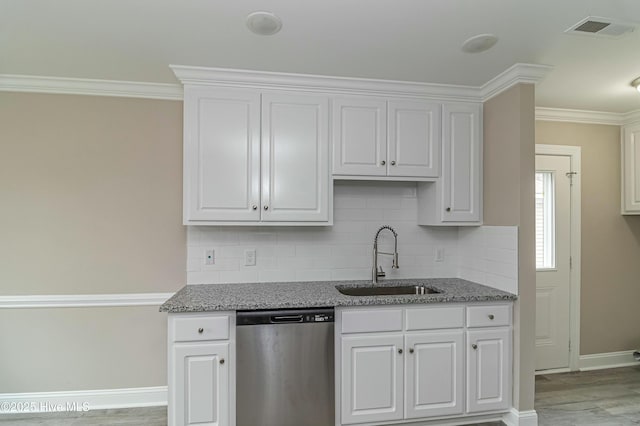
[160,278,517,313]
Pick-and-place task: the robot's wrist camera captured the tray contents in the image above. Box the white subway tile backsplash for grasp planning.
[186,182,518,292]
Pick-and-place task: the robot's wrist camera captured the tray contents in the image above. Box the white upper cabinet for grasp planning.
[183,86,331,225]
[184,87,261,223]
[622,122,640,214]
[417,103,482,226]
[332,97,441,180]
[262,93,330,222]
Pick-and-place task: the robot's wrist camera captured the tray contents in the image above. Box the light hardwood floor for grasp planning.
[1,366,639,425]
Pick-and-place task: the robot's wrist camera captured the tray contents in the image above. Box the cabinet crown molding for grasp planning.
[170,63,551,103]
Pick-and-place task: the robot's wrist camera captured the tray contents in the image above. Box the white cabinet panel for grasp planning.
[333,97,387,176]
[405,330,464,419]
[467,328,511,413]
[388,100,440,178]
[171,342,229,426]
[622,123,640,214]
[261,92,330,222]
[184,87,261,223]
[341,334,404,425]
[442,103,481,222]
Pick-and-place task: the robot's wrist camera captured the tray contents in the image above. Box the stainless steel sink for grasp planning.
[336,285,442,297]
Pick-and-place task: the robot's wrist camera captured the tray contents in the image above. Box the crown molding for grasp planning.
[171,64,483,102]
[0,292,174,308]
[535,107,624,125]
[480,63,553,102]
[0,74,183,100]
[536,107,640,126]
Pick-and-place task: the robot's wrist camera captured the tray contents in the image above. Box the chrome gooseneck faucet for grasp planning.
[372,225,399,284]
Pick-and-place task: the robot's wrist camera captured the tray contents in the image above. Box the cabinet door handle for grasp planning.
[488,314,495,320]
[446,207,451,212]
[472,344,478,350]
[398,348,403,354]
[409,348,414,354]
[380,160,386,166]
[198,328,204,334]
[390,160,396,166]
[263,205,269,210]
[252,205,258,210]
[219,358,225,365]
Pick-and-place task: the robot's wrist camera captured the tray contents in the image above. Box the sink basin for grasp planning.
[337,285,442,297]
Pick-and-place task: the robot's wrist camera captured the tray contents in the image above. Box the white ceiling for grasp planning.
[2,0,640,113]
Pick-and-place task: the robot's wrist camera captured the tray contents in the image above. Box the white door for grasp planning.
[405,330,463,419]
[388,100,441,178]
[535,154,572,371]
[171,342,229,426]
[341,334,404,425]
[441,103,481,222]
[261,92,330,222]
[466,328,511,413]
[332,97,387,176]
[183,87,261,223]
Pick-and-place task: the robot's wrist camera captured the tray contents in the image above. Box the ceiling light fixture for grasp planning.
[246,11,282,36]
[461,34,498,54]
[632,77,640,92]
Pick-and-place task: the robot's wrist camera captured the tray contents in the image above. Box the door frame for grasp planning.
[535,144,581,372]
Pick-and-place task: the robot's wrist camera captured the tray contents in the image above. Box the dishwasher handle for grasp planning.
[271,314,303,323]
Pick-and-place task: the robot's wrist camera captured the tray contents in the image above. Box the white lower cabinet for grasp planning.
[341,335,404,424]
[467,328,511,413]
[168,313,235,426]
[405,330,464,419]
[337,303,511,425]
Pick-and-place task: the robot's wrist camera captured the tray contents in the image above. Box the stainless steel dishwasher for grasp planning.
[236,308,335,426]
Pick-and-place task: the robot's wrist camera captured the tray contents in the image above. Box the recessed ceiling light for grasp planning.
[246,11,282,36]
[461,34,498,54]
[632,77,640,93]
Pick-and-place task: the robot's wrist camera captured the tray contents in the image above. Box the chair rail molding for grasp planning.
[0,293,174,309]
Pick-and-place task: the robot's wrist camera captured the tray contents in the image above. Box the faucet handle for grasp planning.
[377,266,386,278]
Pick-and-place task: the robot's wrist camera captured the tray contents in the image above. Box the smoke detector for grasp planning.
[565,16,637,38]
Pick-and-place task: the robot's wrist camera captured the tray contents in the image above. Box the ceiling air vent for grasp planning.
[566,16,636,38]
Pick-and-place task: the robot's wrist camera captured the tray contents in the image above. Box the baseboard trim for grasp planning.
[502,408,538,426]
[0,386,167,413]
[579,350,640,371]
[0,293,174,309]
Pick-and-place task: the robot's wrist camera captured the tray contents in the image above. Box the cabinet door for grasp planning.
[388,100,441,178]
[171,342,229,426]
[442,103,481,222]
[341,334,404,425]
[467,328,511,413]
[622,123,640,213]
[261,92,330,222]
[405,330,464,419]
[332,97,387,176]
[183,87,261,223]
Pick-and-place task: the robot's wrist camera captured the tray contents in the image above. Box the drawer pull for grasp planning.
[488,314,495,320]
[219,358,225,365]
[198,328,204,334]
[472,344,478,350]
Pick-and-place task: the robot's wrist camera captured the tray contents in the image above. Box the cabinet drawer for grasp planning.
[466,304,511,328]
[341,308,403,334]
[406,306,464,330]
[171,315,230,342]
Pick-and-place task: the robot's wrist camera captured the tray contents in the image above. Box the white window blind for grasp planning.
[536,172,555,269]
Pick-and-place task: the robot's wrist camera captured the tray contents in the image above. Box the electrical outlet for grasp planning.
[205,249,215,265]
[245,249,256,266]
[435,248,444,262]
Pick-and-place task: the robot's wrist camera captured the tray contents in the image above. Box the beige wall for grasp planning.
[0,92,185,392]
[484,84,536,412]
[536,121,640,355]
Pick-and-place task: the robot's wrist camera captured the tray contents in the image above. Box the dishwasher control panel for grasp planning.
[307,313,334,323]
[237,308,335,325]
